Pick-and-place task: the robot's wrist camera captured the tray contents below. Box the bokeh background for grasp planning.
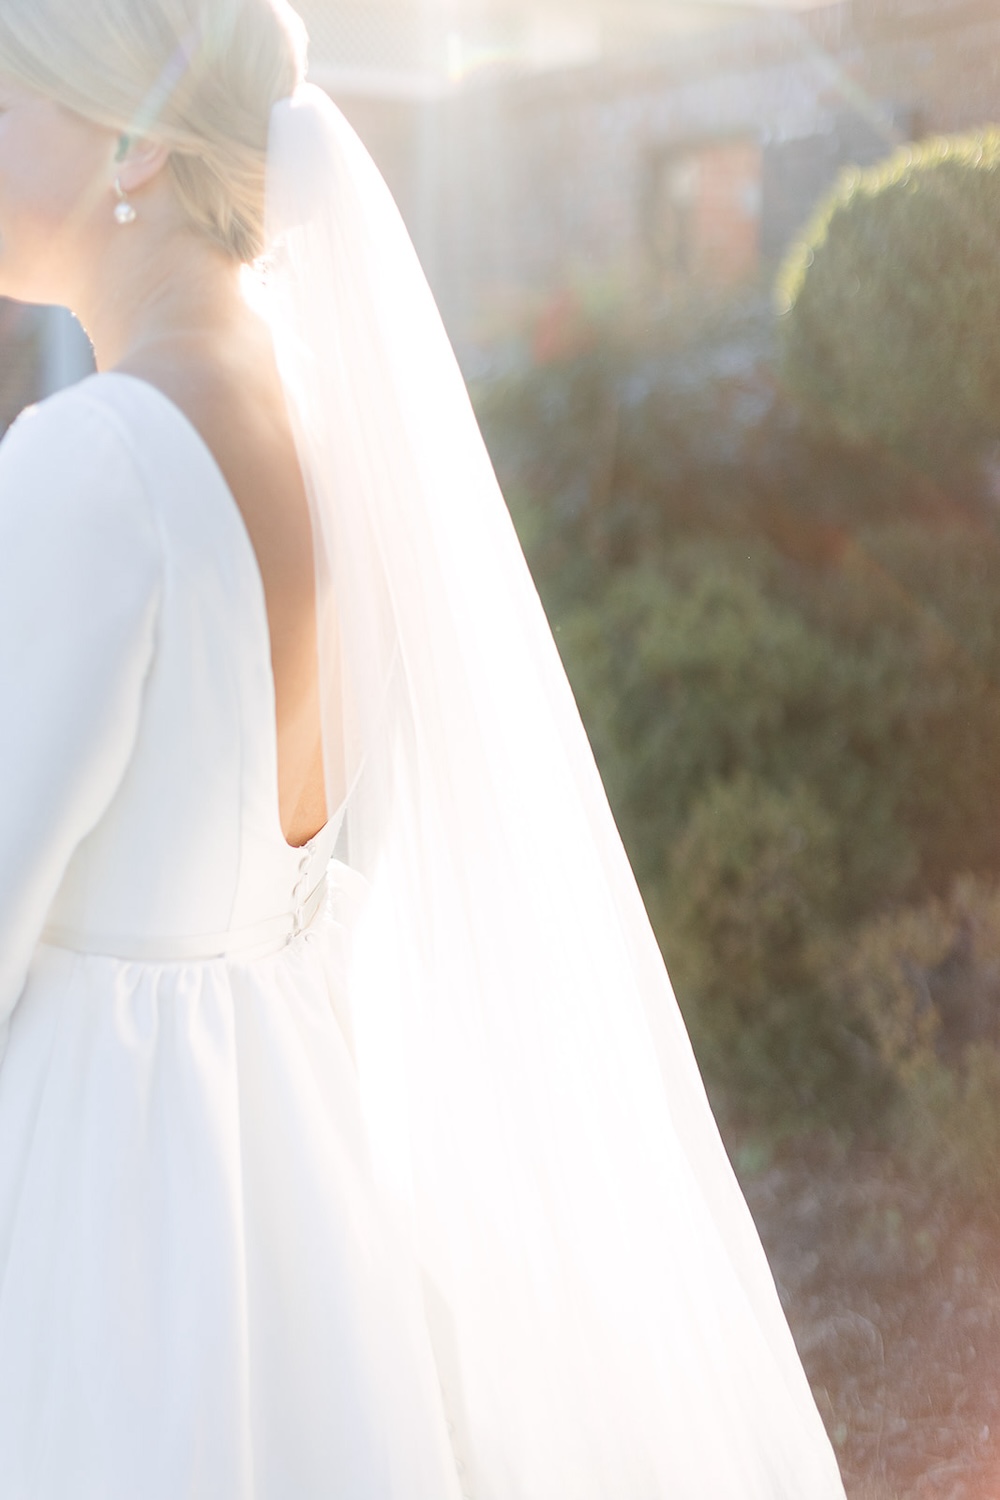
[6,3,1000,1495]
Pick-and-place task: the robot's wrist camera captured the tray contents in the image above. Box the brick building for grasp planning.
[284,0,1000,339]
[385,0,1000,337]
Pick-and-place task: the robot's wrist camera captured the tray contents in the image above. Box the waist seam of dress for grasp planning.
[38,873,329,964]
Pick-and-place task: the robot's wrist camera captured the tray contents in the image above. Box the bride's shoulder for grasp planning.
[0,375,162,564]
[1,373,142,474]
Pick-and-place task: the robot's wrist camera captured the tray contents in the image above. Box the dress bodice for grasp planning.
[7,373,341,966]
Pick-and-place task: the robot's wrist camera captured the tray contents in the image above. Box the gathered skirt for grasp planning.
[0,904,465,1500]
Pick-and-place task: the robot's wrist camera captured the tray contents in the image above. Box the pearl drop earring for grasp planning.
[114,177,137,226]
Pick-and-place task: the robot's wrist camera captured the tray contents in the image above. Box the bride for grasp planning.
[0,0,847,1496]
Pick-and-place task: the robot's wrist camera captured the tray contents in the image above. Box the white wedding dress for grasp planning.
[0,363,847,1499]
[0,373,464,1499]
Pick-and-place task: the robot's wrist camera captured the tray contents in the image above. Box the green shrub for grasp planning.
[654,773,872,1126]
[842,879,1000,1195]
[555,550,915,908]
[843,898,953,1079]
[777,128,1000,481]
[472,292,1000,1136]
[550,531,1000,1129]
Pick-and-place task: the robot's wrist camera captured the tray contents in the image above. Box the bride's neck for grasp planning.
[75,231,247,373]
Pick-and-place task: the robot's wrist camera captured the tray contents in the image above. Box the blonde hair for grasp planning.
[0,0,308,261]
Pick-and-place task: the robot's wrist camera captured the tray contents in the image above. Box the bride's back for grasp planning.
[118,329,329,850]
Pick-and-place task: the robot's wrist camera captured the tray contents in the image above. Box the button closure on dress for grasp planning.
[291,851,312,936]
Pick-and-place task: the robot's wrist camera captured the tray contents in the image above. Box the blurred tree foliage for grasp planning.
[472,266,1000,1150]
[776,128,1000,489]
[841,879,1000,1196]
[656,774,855,1126]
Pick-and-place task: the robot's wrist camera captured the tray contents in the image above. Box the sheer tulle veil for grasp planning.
[263,84,846,1497]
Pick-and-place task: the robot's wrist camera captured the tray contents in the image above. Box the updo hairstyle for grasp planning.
[0,0,307,262]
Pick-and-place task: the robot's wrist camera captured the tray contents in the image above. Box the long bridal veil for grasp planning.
[264,84,847,1498]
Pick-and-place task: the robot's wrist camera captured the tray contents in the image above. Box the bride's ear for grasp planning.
[112,134,171,195]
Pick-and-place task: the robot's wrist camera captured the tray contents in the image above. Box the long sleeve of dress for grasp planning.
[0,390,161,1059]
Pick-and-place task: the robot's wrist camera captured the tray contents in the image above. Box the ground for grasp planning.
[741,1137,1000,1499]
